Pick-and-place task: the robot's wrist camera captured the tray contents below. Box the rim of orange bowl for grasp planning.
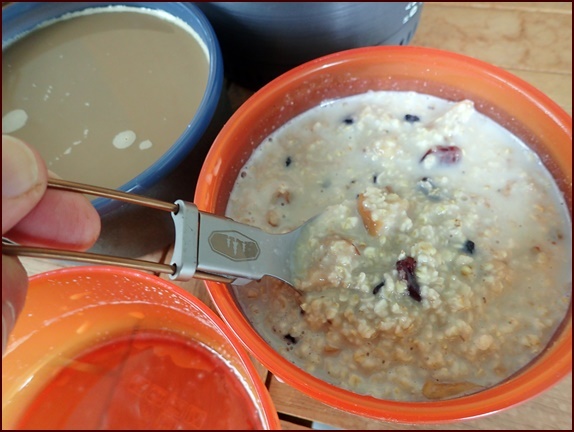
[26,266,282,430]
[195,46,572,423]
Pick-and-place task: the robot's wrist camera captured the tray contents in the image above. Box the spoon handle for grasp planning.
[46,177,177,212]
[2,178,233,284]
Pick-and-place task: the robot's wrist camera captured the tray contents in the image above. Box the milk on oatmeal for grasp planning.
[226,91,572,401]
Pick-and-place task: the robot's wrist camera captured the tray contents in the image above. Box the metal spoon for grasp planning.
[2,178,309,293]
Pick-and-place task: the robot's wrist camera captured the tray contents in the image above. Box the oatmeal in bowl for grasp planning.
[195,47,572,423]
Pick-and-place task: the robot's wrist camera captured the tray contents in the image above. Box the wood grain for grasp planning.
[268,374,572,430]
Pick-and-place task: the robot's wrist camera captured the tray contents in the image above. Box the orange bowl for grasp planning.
[2,266,281,430]
[194,46,572,423]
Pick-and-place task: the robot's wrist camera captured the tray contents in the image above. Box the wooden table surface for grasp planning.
[16,2,572,430]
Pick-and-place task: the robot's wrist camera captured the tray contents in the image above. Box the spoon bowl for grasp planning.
[186,202,313,290]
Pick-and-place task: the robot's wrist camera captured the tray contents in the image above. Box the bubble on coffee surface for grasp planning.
[139,140,153,150]
[113,130,137,149]
[2,109,28,134]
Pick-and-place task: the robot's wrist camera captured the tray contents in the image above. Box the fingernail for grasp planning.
[2,134,40,198]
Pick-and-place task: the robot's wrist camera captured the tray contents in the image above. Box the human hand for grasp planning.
[2,134,101,355]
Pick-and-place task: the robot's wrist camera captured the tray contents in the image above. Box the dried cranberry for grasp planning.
[396,256,422,302]
[420,145,462,165]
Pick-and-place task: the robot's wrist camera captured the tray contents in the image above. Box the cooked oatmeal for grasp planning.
[226,91,572,401]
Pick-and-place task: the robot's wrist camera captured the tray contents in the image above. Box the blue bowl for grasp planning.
[2,2,224,214]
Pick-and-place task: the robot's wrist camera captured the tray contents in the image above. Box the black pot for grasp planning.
[195,2,424,89]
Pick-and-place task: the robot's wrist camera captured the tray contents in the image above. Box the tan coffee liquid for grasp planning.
[2,7,210,189]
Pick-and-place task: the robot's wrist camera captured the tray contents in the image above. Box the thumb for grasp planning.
[2,135,48,234]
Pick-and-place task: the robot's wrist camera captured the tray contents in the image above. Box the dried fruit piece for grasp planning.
[357,193,382,236]
[266,210,280,227]
[420,145,462,165]
[396,256,422,302]
[422,380,481,400]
